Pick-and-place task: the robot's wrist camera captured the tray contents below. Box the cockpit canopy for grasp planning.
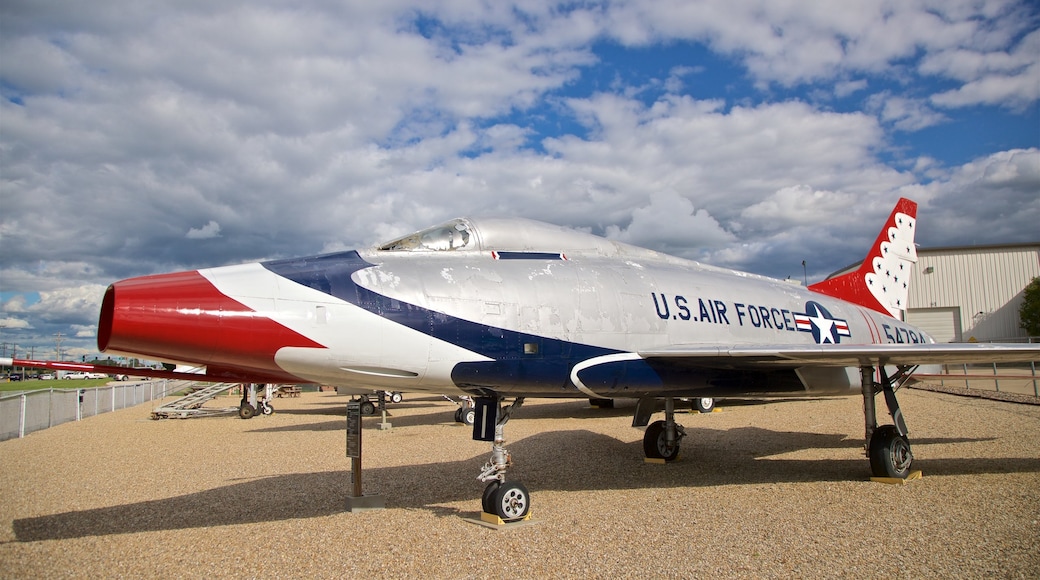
[378,219,474,251]
[376,216,672,261]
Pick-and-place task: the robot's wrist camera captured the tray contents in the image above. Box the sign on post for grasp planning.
[344,401,384,511]
[346,401,361,458]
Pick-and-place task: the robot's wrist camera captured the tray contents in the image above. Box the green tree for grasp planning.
[1020,276,1040,337]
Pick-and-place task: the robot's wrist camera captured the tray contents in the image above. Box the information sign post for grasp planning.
[344,401,384,512]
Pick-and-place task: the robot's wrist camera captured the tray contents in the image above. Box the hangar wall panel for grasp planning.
[907,245,1040,341]
[906,307,961,343]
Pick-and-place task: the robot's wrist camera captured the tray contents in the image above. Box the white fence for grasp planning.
[0,381,171,442]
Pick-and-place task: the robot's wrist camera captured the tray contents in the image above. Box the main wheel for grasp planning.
[463,408,475,426]
[869,425,913,478]
[390,392,403,404]
[238,403,256,420]
[643,420,680,461]
[454,408,464,423]
[481,481,501,514]
[693,398,715,413]
[359,401,376,415]
[261,402,274,415]
[492,481,530,521]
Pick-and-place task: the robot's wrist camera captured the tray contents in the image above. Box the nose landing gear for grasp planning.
[474,397,531,522]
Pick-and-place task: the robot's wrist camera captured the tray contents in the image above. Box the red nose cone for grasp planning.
[98,270,323,381]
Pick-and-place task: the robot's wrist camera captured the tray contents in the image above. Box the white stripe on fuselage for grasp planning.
[199,263,489,392]
[570,352,643,398]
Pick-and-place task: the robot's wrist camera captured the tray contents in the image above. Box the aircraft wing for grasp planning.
[0,357,251,384]
[638,343,1040,368]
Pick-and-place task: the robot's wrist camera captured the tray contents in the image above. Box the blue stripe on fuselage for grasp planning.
[261,252,620,394]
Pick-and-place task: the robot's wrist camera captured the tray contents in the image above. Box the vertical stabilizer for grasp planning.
[808,198,918,318]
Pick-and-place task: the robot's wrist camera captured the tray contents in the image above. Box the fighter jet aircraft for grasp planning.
[7,198,1039,522]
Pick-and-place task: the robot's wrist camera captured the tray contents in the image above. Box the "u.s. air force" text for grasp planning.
[651,293,792,329]
[650,293,927,343]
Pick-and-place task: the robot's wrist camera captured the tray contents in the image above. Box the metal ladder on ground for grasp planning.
[151,382,240,419]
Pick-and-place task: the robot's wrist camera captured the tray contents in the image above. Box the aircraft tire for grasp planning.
[454,408,464,423]
[360,401,376,416]
[694,398,715,413]
[238,403,256,420]
[463,408,475,426]
[390,392,403,404]
[261,403,274,416]
[868,425,913,478]
[481,481,501,514]
[492,481,530,522]
[643,420,680,461]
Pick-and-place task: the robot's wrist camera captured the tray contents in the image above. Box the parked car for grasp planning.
[62,372,91,379]
[39,374,55,380]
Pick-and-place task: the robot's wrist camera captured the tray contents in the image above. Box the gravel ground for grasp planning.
[1,389,1038,578]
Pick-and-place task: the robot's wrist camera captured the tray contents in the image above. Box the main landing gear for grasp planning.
[632,396,715,461]
[453,396,476,425]
[239,383,274,419]
[475,397,531,522]
[861,364,916,479]
[351,391,403,416]
[636,397,687,461]
[628,369,915,481]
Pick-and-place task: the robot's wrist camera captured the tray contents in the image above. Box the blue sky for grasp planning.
[1,0,1038,359]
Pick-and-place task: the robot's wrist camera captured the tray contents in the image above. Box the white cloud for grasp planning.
[866,92,949,132]
[605,192,736,255]
[0,317,31,330]
[931,62,1040,110]
[601,0,1037,106]
[186,220,222,240]
[921,148,1040,245]
[740,186,857,231]
[834,79,868,98]
[924,29,1039,109]
[72,325,96,339]
[27,285,108,325]
[0,0,1036,355]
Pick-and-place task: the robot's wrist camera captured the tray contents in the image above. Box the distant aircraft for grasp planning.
[7,198,1039,522]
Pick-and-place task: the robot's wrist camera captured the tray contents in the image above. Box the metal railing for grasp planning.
[938,336,1039,397]
[0,381,172,442]
[934,363,1038,397]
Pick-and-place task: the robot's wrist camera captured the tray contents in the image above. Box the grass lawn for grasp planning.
[0,378,113,393]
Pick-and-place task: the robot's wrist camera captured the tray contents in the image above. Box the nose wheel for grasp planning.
[482,480,530,521]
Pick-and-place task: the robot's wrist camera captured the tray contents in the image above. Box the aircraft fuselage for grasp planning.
[98,217,933,400]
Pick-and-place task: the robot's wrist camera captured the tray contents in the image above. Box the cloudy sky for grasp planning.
[1,0,1038,360]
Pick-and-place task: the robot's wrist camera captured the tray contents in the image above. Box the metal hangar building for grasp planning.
[829,242,1040,343]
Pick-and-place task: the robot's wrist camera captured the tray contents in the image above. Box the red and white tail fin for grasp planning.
[808,198,918,318]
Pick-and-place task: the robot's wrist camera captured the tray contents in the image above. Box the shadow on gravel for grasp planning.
[247,408,464,433]
[13,427,1040,542]
[245,398,799,434]
[272,399,449,418]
